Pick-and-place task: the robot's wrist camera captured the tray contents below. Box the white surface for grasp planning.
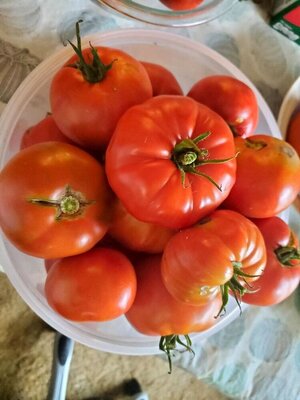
[0,29,284,355]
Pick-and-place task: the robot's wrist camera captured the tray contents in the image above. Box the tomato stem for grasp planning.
[28,185,94,220]
[68,20,115,83]
[275,244,300,267]
[215,262,261,318]
[172,131,236,190]
[159,334,194,374]
[245,138,267,150]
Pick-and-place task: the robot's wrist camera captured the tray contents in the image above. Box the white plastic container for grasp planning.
[0,29,284,355]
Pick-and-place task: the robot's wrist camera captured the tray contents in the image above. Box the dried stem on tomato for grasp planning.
[172,131,237,190]
[159,334,195,374]
[67,20,115,83]
[28,185,95,220]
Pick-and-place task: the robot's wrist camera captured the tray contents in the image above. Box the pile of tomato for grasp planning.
[0,22,300,371]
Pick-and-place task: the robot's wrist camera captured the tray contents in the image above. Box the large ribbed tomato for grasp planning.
[161,209,266,315]
[242,216,300,306]
[105,95,236,229]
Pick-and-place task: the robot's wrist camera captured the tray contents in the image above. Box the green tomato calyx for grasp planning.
[67,20,115,83]
[215,261,261,319]
[172,131,236,191]
[159,334,194,374]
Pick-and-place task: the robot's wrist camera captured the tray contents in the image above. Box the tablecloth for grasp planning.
[0,1,299,399]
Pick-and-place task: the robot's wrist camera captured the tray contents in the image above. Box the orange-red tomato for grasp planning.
[140,61,183,96]
[188,75,259,137]
[159,0,204,10]
[50,26,152,150]
[20,115,74,149]
[224,135,300,218]
[286,110,300,156]
[126,254,221,336]
[0,142,111,258]
[45,247,137,321]
[161,209,266,309]
[109,198,175,254]
[242,217,300,306]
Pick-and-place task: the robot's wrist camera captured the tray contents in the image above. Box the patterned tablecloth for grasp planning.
[0,1,300,399]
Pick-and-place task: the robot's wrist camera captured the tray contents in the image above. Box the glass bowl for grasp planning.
[0,29,285,355]
[92,0,238,27]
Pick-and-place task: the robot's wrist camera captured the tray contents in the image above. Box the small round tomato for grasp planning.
[45,247,137,321]
[106,95,236,229]
[286,110,300,156]
[50,21,152,150]
[140,61,183,96]
[159,0,204,10]
[126,254,221,371]
[109,198,175,253]
[242,217,300,306]
[188,75,259,137]
[20,114,74,149]
[224,135,300,218]
[161,209,266,314]
[0,142,111,258]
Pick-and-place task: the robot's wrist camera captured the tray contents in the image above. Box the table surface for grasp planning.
[0,1,300,399]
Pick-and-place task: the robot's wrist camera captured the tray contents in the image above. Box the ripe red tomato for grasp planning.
[106,95,236,229]
[126,254,221,371]
[45,247,137,321]
[188,75,259,137]
[0,142,111,258]
[286,110,300,156]
[109,198,175,253]
[224,135,300,218]
[140,61,183,96]
[20,114,74,149]
[242,217,300,306]
[126,254,221,335]
[161,209,266,315]
[50,22,152,150]
[159,0,204,10]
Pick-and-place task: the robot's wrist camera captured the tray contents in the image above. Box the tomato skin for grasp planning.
[242,217,300,306]
[125,254,221,336]
[188,75,259,137]
[109,198,175,254]
[286,110,300,156]
[159,0,204,11]
[50,46,152,150]
[105,95,236,229]
[224,135,300,218]
[45,247,137,322]
[140,61,183,96]
[161,209,266,306]
[0,142,111,258]
[20,115,74,149]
